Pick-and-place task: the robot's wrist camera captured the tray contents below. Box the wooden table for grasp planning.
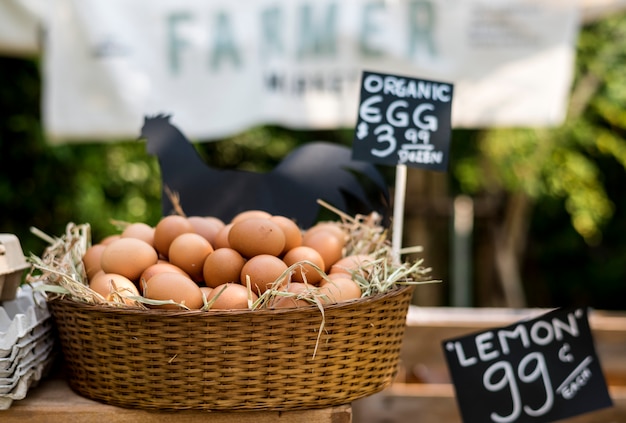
[1,375,352,423]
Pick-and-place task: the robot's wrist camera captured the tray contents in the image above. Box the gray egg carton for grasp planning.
[0,234,30,302]
[0,282,56,409]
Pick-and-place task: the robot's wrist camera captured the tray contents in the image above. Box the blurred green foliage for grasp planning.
[451,13,626,309]
[455,13,626,244]
[0,57,161,254]
[1,12,625,309]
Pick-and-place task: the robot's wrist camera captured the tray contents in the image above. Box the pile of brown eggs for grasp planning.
[82,210,375,310]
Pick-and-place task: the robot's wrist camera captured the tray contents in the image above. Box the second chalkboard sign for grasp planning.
[442,307,613,423]
[352,70,453,172]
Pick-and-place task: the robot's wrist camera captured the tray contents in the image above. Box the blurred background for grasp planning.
[1,4,625,312]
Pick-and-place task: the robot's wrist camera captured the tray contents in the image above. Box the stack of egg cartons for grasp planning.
[0,234,56,409]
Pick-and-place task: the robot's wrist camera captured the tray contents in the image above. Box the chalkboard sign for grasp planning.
[442,307,613,423]
[352,70,453,171]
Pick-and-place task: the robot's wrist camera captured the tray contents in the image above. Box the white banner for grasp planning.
[42,0,580,144]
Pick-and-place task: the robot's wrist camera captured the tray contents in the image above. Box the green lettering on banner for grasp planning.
[408,0,437,58]
[297,3,338,59]
[167,12,192,75]
[261,6,285,60]
[359,0,385,57]
[209,11,242,70]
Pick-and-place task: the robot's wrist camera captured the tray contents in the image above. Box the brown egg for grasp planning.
[303,228,346,272]
[89,272,140,304]
[324,272,355,284]
[187,216,224,245]
[139,262,189,292]
[168,232,214,282]
[206,283,257,310]
[202,248,246,288]
[231,209,272,224]
[99,234,121,245]
[143,272,204,309]
[318,275,362,303]
[271,282,314,309]
[90,269,105,281]
[212,223,233,249]
[153,215,195,259]
[282,246,325,285]
[240,254,289,294]
[330,254,376,277]
[228,217,285,258]
[303,221,346,245]
[269,215,303,255]
[82,244,106,281]
[121,222,155,246]
[100,237,158,281]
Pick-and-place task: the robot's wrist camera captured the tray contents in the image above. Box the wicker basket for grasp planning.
[48,284,414,411]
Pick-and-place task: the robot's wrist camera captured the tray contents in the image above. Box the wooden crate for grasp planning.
[353,307,626,423]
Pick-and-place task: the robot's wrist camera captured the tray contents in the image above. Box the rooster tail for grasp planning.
[338,163,391,226]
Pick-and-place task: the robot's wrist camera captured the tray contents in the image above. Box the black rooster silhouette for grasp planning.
[139,114,389,228]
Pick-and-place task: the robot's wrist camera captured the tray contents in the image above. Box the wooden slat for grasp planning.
[0,376,352,423]
[353,384,626,423]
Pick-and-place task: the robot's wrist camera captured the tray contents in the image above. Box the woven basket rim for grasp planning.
[47,283,413,317]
